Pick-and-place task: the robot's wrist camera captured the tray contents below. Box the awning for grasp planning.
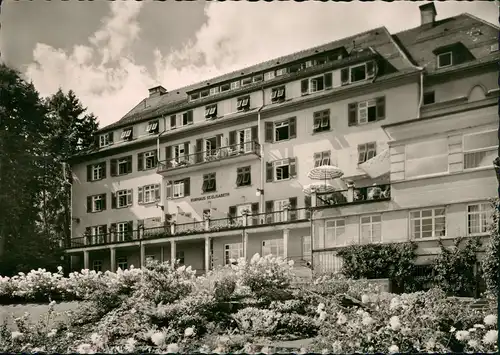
[359,148,390,179]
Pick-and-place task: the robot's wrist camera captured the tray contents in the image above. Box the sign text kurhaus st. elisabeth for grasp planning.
[190,192,230,203]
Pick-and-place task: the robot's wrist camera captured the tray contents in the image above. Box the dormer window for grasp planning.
[301,73,333,95]
[200,90,209,98]
[237,96,250,111]
[146,121,159,134]
[121,127,133,141]
[220,83,230,92]
[230,81,240,90]
[99,132,113,148]
[264,71,275,80]
[241,77,252,86]
[276,68,287,76]
[341,61,375,85]
[209,87,219,96]
[205,104,217,119]
[437,52,452,68]
[190,92,200,101]
[182,110,194,126]
[253,74,263,83]
[271,86,286,102]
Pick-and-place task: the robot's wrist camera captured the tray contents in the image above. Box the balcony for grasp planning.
[157,141,260,176]
[67,208,310,249]
[316,184,391,207]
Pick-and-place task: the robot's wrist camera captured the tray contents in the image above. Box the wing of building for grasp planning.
[67,3,499,289]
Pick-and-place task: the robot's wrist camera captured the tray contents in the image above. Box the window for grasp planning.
[205,104,217,119]
[265,118,296,143]
[92,194,105,212]
[182,111,194,126]
[360,215,382,244]
[325,219,346,247]
[358,142,377,164]
[253,74,263,83]
[92,163,104,181]
[146,121,159,134]
[265,71,275,81]
[121,127,133,141]
[117,256,128,270]
[406,138,448,178]
[347,97,385,126]
[241,77,252,86]
[301,73,333,95]
[99,133,113,147]
[340,61,375,86]
[236,166,251,187]
[202,173,216,193]
[423,91,435,105]
[437,52,452,68]
[313,109,330,132]
[144,151,156,170]
[467,203,493,235]
[173,144,186,162]
[200,90,209,98]
[139,184,160,204]
[275,68,287,76]
[225,243,243,265]
[271,86,286,102]
[209,87,219,96]
[190,92,200,101]
[173,180,185,198]
[90,225,106,244]
[116,189,132,208]
[220,83,230,92]
[166,178,190,199]
[92,260,103,272]
[170,115,177,129]
[230,81,240,90]
[236,96,250,111]
[274,159,290,181]
[350,64,367,82]
[176,250,185,264]
[310,76,324,92]
[237,128,252,153]
[463,130,497,170]
[115,156,132,175]
[262,239,284,257]
[314,151,331,167]
[410,208,446,239]
[302,236,312,261]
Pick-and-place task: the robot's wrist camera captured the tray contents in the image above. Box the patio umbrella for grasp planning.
[302,182,336,195]
[307,165,344,181]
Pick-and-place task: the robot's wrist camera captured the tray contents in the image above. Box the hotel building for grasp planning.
[67,4,499,277]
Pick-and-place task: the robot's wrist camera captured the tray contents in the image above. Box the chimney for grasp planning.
[148,85,167,98]
[419,3,437,26]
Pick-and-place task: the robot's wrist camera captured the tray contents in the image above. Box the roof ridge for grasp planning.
[462,12,500,30]
[381,26,419,69]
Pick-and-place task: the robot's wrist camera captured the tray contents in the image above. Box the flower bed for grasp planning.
[0,254,497,354]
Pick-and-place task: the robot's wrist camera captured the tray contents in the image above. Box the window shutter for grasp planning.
[154,184,161,201]
[126,156,133,173]
[340,68,349,85]
[170,115,176,128]
[101,162,107,179]
[313,153,321,168]
[87,165,92,181]
[187,110,193,124]
[228,206,237,218]
[324,72,333,88]
[129,128,134,140]
[153,150,158,166]
[289,157,297,176]
[110,223,117,232]
[85,227,91,236]
[304,195,311,208]
[265,201,273,213]
[93,135,99,148]
[111,193,116,209]
[289,197,297,209]
[216,134,222,149]
[358,144,367,164]
[166,181,173,199]
[138,153,144,171]
[127,189,133,206]
[266,162,274,182]
[110,159,117,176]
[289,117,296,138]
[87,196,92,213]
[229,131,236,147]
[301,79,309,95]
[366,61,375,78]
[108,132,114,144]
[138,186,143,204]
[348,103,357,126]
[251,203,259,215]
[251,126,258,142]
[127,221,133,238]
[195,139,203,163]
[376,97,385,119]
[265,122,273,142]
[166,146,172,161]
[184,142,190,157]
[101,194,107,210]
[184,178,191,196]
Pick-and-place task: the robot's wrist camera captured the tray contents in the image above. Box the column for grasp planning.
[170,240,176,264]
[284,206,290,222]
[140,244,146,268]
[243,231,249,259]
[160,246,164,263]
[110,248,116,272]
[242,211,248,226]
[347,182,355,203]
[83,250,90,270]
[283,229,289,259]
[311,191,317,208]
[204,236,210,273]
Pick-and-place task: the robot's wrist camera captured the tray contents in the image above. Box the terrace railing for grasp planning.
[316,184,391,207]
[157,141,260,173]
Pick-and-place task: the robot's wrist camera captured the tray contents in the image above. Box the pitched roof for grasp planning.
[393,13,499,71]
[99,25,416,132]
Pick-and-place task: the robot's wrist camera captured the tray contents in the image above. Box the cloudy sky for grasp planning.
[1,0,497,128]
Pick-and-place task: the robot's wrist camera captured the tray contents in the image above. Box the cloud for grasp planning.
[25,1,496,128]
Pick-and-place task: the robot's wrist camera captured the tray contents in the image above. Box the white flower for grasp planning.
[389,316,401,331]
[332,341,342,353]
[389,297,401,310]
[362,316,375,327]
[319,311,327,321]
[361,294,370,304]
[455,330,470,341]
[424,338,436,350]
[321,349,329,354]
[484,314,497,326]
[261,346,271,354]
[166,343,179,353]
[76,343,94,354]
[388,344,399,354]
[298,347,308,354]
[450,326,456,333]
[66,332,74,338]
[125,338,137,352]
[151,332,166,346]
[474,324,485,329]
[57,266,63,272]
[11,331,23,340]
[47,328,57,338]
[337,312,347,325]
[317,303,325,312]
[482,330,498,345]
[288,260,294,266]
[184,327,195,337]
[467,339,479,348]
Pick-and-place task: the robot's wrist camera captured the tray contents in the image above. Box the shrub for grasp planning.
[482,198,499,295]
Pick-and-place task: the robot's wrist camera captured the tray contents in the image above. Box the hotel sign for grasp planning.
[190,192,230,203]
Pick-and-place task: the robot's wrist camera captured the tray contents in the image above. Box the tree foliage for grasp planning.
[0,64,98,276]
[482,198,499,295]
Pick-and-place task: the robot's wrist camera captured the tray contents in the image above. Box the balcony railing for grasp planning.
[316,184,391,207]
[157,141,260,173]
[67,208,310,249]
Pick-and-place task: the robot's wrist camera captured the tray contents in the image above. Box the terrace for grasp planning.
[157,141,260,175]
[316,183,391,207]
